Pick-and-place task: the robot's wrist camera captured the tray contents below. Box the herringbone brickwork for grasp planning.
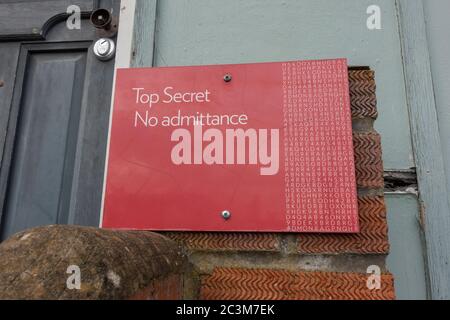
[353,132,384,188]
[297,196,389,254]
[163,232,280,252]
[201,268,395,300]
[348,70,378,119]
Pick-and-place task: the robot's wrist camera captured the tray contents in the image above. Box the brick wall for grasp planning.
[163,69,396,300]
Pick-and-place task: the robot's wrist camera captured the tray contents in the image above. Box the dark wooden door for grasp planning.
[0,0,119,239]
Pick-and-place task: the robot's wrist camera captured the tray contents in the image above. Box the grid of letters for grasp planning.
[282,60,358,232]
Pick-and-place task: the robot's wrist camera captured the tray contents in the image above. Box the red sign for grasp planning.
[101,59,359,233]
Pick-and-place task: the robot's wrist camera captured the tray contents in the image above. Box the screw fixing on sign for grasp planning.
[221,210,231,220]
[223,74,232,83]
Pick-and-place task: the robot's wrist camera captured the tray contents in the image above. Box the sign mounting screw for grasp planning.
[221,210,231,220]
[223,74,232,83]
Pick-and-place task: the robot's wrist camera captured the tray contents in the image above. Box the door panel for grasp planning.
[0,0,119,240]
[1,49,87,237]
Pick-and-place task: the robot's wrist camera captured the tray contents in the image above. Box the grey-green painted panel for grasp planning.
[131,0,157,67]
[386,194,428,300]
[149,0,414,169]
[423,0,450,207]
[397,0,450,299]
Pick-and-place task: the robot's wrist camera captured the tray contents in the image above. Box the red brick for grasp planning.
[201,268,395,300]
[297,195,389,254]
[163,232,280,252]
[348,70,378,119]
[353,132,384,188]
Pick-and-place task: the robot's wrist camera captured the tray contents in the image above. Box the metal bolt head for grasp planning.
[93,38,116,61]
[97,39,111,55]
[223,74,232,83]
[221,210,231,220]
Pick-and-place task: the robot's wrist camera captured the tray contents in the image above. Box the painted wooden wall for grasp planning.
[152,0,413,170]
[129,0,429,299]
[386,195,428,299]
[422,0,450,299]
[423,1,450,201]
[396,0,450,299]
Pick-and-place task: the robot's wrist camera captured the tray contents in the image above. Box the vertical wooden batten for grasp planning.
[396,0,450,299]
[114,0,136,69]
[131,0,157,67]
